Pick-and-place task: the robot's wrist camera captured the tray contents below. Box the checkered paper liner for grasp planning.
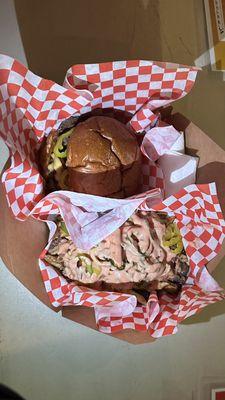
[1,55,224,337]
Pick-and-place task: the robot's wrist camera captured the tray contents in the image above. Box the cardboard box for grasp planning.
[211,388,225,400]
[1,112,225,344]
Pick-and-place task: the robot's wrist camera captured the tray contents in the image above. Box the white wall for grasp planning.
[0,0,27,170]
[0,0,26,64]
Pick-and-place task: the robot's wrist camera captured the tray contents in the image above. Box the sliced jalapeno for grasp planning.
[86,264,93,275]
[172,240,184,254]
[60,221,69,236]
[53,128,73,158]
[92,265,101,276]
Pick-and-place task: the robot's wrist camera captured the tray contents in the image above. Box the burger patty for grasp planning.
[44,211,189,300]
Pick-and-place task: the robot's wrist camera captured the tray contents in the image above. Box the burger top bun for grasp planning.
[67,116,139,172]
[66,116,141,198]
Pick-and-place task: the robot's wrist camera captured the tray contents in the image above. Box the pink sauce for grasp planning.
[58,211,177,284]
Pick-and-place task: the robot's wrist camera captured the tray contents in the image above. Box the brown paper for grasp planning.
[0,174,59,312]
[1,113,225,343]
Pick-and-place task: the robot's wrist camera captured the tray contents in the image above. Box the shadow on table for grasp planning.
[0,384,25,400]
[197,162,225,216]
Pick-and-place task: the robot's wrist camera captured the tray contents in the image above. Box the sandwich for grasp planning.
[38,115,141,198]
[44,211,189,303]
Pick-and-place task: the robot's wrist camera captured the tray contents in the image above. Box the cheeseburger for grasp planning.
[39,115,141,198]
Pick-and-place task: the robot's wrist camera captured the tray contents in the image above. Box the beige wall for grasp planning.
[14,0,225,143]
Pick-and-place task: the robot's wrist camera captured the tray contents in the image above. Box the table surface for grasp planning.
[1,1,225,400]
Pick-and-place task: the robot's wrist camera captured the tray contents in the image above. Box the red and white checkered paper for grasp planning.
[1,54,224,338]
